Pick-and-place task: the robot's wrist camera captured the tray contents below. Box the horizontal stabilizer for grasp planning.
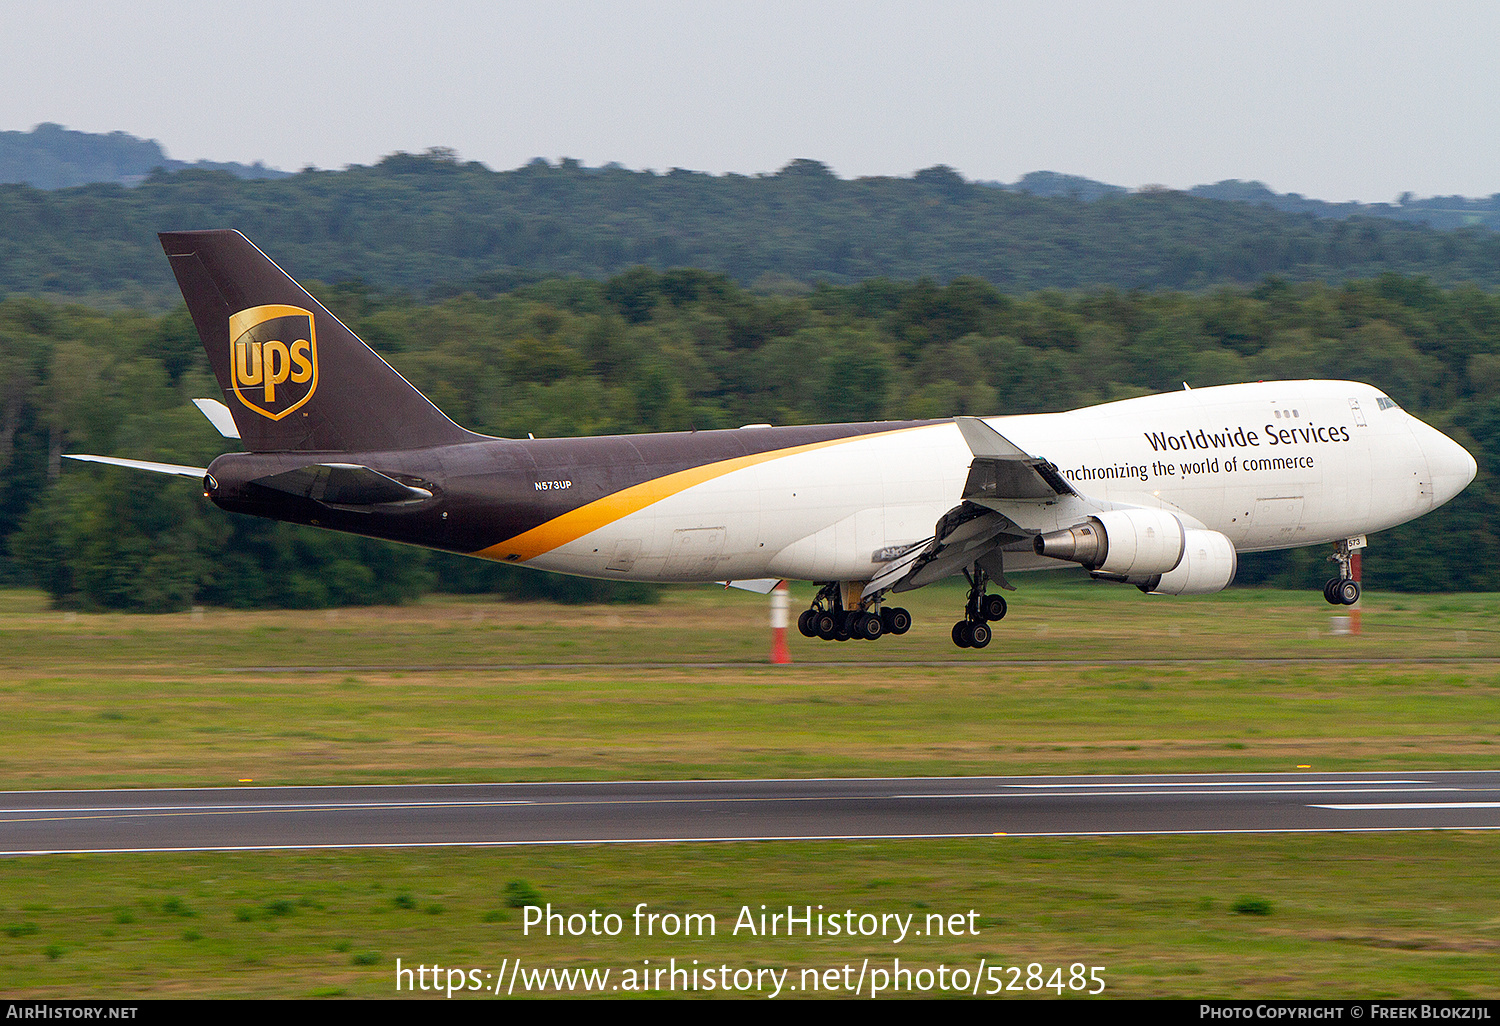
[63,454,207,478]
[251,463,432,508]
[192,398,241,439]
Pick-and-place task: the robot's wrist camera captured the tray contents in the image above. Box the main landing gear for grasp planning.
[1323,539,1362,606]
[797,583,911,643]
[796,566,1011,649]
[952,566,1007,649]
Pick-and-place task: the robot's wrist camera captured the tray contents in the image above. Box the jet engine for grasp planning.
[1032,508,1186,576]
[1139,529,1237,595]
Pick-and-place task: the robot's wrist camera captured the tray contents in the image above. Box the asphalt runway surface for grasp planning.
[4,771,1499,854]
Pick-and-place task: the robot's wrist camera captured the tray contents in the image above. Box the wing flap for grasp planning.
[864,502,1028,598]
[864,542,930,596]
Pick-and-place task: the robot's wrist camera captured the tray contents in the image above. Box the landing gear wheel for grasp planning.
[981,594,1008,622]
[798,609,818,637]
[1325,540,1363,608]
[952,621,973,648]
[815,612,839,640]
[960,565,1006,639]
[882,607,912,635]
[854,612,884,640]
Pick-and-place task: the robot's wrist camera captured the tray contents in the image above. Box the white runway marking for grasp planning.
[1011,779,1428,788]
[1312,802,1500,810]
[896,787,1464,799]
[0,800,533,815]
[7,825,1500,857]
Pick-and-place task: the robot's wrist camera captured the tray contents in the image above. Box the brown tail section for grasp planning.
[160,230,477,453]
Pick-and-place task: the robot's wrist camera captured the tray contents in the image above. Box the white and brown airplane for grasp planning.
[68,231,1477,648]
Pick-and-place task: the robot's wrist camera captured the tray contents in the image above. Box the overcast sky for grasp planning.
[3,1,1496,203]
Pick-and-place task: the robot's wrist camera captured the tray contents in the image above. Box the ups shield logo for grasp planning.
[228,305,318,420]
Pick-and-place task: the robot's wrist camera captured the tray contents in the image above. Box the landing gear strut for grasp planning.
[798,583,910,643]
[1323,540,1362,606]
[952,566,1007,649]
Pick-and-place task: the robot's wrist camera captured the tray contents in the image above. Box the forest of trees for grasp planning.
[4,151,1500,310]
[2,271,1497,609]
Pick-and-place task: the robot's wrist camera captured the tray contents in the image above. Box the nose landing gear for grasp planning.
[1323,538,1364,606]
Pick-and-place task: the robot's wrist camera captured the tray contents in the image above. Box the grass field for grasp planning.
[1,579,1498,998]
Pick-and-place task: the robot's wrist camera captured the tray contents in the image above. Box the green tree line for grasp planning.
[2,271,1497,609]
[4,152,1500,309]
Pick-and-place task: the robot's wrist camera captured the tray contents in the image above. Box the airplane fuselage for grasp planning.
[204,379,1475,588]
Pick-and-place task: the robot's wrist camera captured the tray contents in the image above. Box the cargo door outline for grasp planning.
[661,527,727,579]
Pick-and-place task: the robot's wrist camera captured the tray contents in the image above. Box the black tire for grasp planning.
[816,612,839,639]
[982,594,1008,621]
[856,613,884,640]
[969,621,992,648]
[1323,579,1342,605]
[883,607,912,635]
[1338,579,1361,605]
[798,609,818,637]
[952,621,972,648]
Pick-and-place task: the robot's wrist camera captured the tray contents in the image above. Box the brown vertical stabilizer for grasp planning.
[159,230,479,453]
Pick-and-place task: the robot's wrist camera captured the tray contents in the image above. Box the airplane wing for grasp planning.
[864,418,1075,598]
[954,416,1076,503]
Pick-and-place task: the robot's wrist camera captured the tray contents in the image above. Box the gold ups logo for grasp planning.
[229,305,318,420]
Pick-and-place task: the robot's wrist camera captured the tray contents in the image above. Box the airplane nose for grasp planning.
[1412,418,1477,509]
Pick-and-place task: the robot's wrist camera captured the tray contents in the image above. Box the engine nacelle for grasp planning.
[1140,529,1237,595]
[1033,508,1186,576]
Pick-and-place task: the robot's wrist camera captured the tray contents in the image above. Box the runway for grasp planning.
[4,771,1499,855]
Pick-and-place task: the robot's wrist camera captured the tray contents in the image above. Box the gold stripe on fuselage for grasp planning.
[472,425,926,563]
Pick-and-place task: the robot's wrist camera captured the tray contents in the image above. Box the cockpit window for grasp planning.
[1376,396,1400,411]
